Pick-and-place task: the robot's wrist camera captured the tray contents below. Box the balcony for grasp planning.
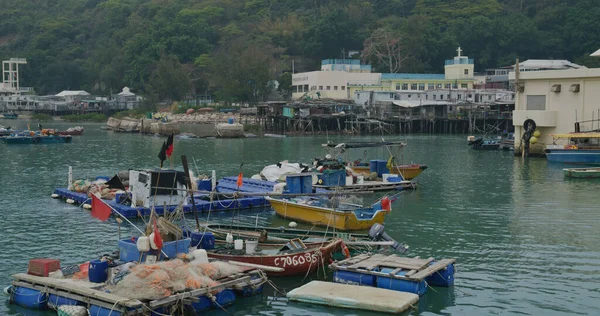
[513,110,557,127]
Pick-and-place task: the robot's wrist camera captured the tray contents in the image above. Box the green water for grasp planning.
[1,120,600,316]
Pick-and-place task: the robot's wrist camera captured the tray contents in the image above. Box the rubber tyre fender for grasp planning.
[523,119,536,132]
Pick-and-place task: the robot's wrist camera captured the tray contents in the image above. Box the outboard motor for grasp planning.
[369,223,408,253]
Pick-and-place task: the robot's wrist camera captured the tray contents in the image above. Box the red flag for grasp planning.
[165,134,174,158]
[153,218,163,249]
[236,172,243,188]
[381,197,391,212]
[91,194,112,221]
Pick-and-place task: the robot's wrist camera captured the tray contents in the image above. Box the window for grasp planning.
[304,85,308,92]
[458,94,462,99]
[326,86,331,90]
[311,86,317,91]
[437,84,443,89]
[341,86,345,90]
[449,106,453,111]
[390,93,394,98]
[433,95,437,100]
[488,95,492,100]
[402,83,408,90]
[319,86,323,90]
[447,94,450,99]
[396,84,401,90]
[411,83,418,90]
[461,83,468,89]
[452,83,458,89]
[443,83,449,89]
[440,95,443,100]
[418,83,425,91]
[425,95,428,100]
[526,95,546,110]
[408,94,411,99]
[428,83,435,90]
[464,69,469,75]
[334,86,338,90]
[468,94,472,98]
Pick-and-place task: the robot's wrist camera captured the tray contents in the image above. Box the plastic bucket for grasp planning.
[245,240,258,254]
[88,260,108,283]
[228,118,234,124]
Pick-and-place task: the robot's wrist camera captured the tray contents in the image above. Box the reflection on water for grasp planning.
[1,121,599,315]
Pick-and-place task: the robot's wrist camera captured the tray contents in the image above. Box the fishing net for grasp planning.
[110,259,243,300]
[71,179,120,199]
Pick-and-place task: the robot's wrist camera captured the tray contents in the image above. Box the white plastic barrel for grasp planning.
[137,237,150,252]
[192,249,209,264]
[234,239,243,250]
[245,240,258,254]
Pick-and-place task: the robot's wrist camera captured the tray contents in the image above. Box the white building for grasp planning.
[511,54,600,155]
[55,90,91,103]
[485,59,585,90]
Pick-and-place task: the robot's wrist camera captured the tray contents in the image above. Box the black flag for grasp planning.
[158,141,167,167]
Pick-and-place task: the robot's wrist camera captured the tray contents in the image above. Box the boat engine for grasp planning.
[369,223,408,253]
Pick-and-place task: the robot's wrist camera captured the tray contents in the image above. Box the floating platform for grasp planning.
[287,280,419,314]
[330,254,456,296]
[314,180,416,192]
[10,269,265,315]
[53,177,277,218]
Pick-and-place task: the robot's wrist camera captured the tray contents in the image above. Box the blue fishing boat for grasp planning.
[2,113,18,119]
[545,133,600,164]
[2,134,72,144]
[467,136,501,150]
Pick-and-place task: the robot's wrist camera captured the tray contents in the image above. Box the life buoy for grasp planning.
[341,241,351,259]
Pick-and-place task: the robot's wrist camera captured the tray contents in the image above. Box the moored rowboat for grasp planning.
[351,164,427,180]
[563,167,600,178]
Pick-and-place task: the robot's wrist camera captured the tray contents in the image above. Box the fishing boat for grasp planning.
[467,136,501,150]
[563,167,600,178]
[57,126,85,136]
[500,133,515,150]
[545,133,600,164]
[266,196,391,231]
[2,112,18,119]
[321,141,427,180]
[2,134,72,144]
[206,238,343,276]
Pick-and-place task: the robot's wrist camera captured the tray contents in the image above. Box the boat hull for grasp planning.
[57,130,83,136]
[267,198,387,231]
[563,168,600,178]
[352,164,427,180]
[3,114,18,119]
[546,149,600,164]
[207,239,342,276]
[2,135,72,144]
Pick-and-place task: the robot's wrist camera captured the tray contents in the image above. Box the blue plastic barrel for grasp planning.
[213,289,236,307]
[228,118,234,124]
[191,231,215,250]
[11,287,48,310]
[89,305,122,316]
[369,160,378,173]
[425,263,455,287]
[49,294,80,308]
[333,270,376,286]
[286,175,303,194]
[88,260,109,283]
[192,296,212,312]
[377,268,427,296]
[376,160,389,177]
[198,179,212,192]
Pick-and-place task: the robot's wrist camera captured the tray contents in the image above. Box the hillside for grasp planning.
[1,0,599,103]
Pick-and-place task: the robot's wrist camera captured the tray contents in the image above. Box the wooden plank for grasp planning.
[388,268,402,275]
[12,273,142,308]
[408,259,456,281]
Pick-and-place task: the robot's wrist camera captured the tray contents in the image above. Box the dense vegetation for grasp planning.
[1,0,599,104]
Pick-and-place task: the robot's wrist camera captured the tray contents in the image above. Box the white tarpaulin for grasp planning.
[260,162,305,182]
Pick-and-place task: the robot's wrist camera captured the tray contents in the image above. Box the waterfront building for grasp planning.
[485,59,585,90]
[511,51,600,155]
[291,48,476,101]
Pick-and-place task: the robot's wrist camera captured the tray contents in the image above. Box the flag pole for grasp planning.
[95,193,170,258]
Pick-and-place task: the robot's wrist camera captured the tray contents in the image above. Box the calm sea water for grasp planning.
[1,120,599,316]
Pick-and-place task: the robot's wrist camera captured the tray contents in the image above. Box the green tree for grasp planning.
[277,72,292,100]
[147,54,192,102]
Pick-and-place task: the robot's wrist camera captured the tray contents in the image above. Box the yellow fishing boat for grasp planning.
[266,196,389,231]
[350,164,428,180]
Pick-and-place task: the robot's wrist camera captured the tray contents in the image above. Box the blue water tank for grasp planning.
[286,174,303,194]
[369,160,378,173]
[191,231,215,250]
[333,270,376,286]
[198,179,212,192]
[228,118,234,124]
[89,259,109,283]
[48,294,80,308]
[213,289,236,307]
[377,268,428,296]
[425,263,455,287]
[11,287,48,310]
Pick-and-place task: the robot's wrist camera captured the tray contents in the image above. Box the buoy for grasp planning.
[530,136,538,144]
[341,242,351,259]
[51,194,59,198]
[137,236,150,252]
[82,204,91,210]
[226,233,234,244]
[66,199,75,204]
[289,221,297,228]
[533,130,541,138]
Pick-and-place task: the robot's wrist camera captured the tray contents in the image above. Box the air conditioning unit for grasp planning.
[570,84,580,92]
[551,84,561,93]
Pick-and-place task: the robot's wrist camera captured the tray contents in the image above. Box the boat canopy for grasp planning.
[551,133,600,138]
[321,141,407,149]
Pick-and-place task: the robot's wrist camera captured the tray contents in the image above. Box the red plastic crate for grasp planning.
[27,258,61,277]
